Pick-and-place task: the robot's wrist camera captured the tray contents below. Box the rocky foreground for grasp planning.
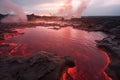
[0,51,75,80]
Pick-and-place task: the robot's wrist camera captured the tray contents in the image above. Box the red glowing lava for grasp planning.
[62,67,77,80]
[0,26,111,80]
[99,48,112,80]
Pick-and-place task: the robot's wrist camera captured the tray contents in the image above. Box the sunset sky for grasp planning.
[1,0,120,16]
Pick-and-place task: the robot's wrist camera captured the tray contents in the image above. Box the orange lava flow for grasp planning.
[103,72,112,80]
[62,67,77,80]
[99,48,112,80]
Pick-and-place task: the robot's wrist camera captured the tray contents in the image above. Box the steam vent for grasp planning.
[0,51,75,80]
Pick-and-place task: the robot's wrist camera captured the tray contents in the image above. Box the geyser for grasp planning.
[58,0,90,18]
[0,0,27,23]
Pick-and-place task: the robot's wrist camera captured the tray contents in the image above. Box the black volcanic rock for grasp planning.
[0,51,75,80]
[77,16,120,80]
[0,14,8,20]
[97,36,120,80]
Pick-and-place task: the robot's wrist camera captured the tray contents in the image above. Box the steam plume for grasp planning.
[58,0,90,18]
[0,0,27,23]
[58,0,73,18]
[74,0,90,18]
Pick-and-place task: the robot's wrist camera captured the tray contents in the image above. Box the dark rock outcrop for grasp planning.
[73,16,120,80]
[0,51,75,80]
[96,22,120,80]
[97,37,120,80]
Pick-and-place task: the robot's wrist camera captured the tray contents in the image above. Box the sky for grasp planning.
[1,0,120,16]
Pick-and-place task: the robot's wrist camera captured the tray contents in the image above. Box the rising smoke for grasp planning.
[74,0,90,17]
[0,0,27,23]
[58,0,90,18]
[58,0,73,18]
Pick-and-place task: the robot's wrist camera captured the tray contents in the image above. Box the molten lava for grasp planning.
[0,26,111,80]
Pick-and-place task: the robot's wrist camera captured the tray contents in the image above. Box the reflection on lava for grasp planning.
[0,26,111,80]
[4,32,20,40]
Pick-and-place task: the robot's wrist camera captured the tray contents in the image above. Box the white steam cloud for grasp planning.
[58,0,90,18]
[58,0,73,17]
[0,0,27,23]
